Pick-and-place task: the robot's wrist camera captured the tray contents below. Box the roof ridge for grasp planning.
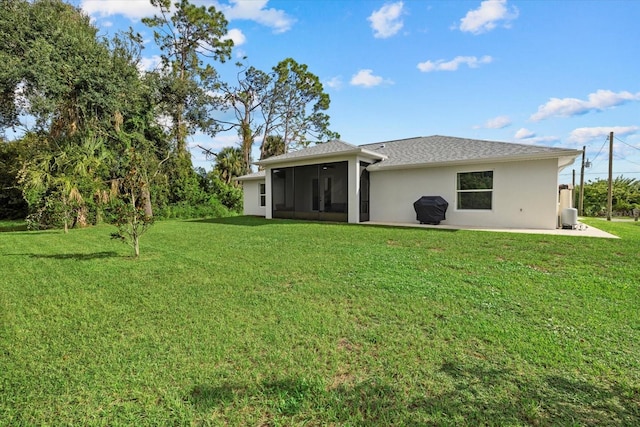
[255,138,379,165]
[360,136,428,147]
[360,135,574,152]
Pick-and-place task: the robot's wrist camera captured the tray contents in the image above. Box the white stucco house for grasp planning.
[236,135,581,230]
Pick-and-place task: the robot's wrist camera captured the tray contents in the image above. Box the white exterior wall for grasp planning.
[369,158,560,229]
[241,180,266,217]
[265,171,272,219]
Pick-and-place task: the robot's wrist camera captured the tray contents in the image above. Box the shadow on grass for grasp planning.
[22,251,122,260]
[188,216,271,227]
[543,375,640,424]
[188,377,420,424]
[0,225,61,234]
[189,216,460,234]
[0,223,28,232]
[187,368,639,424]
[411,359,640,425]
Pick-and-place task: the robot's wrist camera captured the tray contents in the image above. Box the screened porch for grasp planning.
[271,161,349,222]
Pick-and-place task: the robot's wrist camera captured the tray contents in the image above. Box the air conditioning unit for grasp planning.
[561,208,578,229]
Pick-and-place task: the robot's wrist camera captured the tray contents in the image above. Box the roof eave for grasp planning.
[359,148,388,160]
[255,147,386,166]
[235,172,266,181]
[367,150,582,172]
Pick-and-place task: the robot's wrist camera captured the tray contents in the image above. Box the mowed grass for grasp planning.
[0,217,638,426]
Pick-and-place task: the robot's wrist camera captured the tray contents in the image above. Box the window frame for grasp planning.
[456,170,494,211]
[259,183,266,207]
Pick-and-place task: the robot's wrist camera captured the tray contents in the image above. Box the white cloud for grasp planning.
[458,0,519,35]
[325,76,343,90]
[13,81,29,111]
[190,134,239,151]
[137,55,162,73]
[514,128,535,139]
[531,90,640,121]
[350,69,392,88]
[417,55,492,72]
[81,0,295,33]
[189,134,240,170]
[568,126,640,144]
[483,115,511,129]
[522,136,561,145]
[512,129,560,145]
[368,2,404,39]
[155,114,173,131]
[219,0,295,33]
[80,0,157,20]
[222,28,246,46]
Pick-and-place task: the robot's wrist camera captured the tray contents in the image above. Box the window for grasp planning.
[259,183,266,207]
[457,171,493,210]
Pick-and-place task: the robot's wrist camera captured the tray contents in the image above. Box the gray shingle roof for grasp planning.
[362,135,581,170]
[256,139,385,165]
[250,135,581,172]
[235,170,265,181]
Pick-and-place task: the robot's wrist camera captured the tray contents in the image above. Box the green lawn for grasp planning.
[1,217,638,426]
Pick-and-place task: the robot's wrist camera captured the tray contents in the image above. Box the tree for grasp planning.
[142,0,233,154]
[108,146,155,258]
[259,58,340,157]
[214,58,339,172]
[1,0,166,228]
[0,139,28,219]
[17,133,111,231]
[142,0,233,205]
[580,177,640,216]
[0,0,124,136]
[214,63,271,171]
[261,135,286,160]
[212,146,247,185]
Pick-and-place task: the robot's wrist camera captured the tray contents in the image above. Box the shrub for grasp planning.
[154,196,236,220]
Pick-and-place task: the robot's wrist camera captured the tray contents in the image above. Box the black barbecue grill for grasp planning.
[413,196,448,225]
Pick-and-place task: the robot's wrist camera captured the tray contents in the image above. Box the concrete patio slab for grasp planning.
[365,220,618,239]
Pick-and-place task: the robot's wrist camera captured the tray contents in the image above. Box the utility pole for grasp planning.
[579,146,585,216]
[607,131,614,221]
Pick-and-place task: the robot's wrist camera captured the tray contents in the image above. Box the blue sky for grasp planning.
[76,0,640,182]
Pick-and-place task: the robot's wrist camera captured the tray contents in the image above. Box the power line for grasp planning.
[559,171,640,176]
[568,134,640,175]
[613,153,640,167]
[615,136,640,152]
[589,136,609,163]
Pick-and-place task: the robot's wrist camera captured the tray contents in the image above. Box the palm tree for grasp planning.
[213,146,247,185]
[18,135,111,231]
[19,149,82,233]
[261,135,286,160]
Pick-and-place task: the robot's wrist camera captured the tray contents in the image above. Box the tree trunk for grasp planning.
[63,196,69,233]
[134,235,140,258]
[76,205,88,227]
[241,117,252,173]
[142,186,153,218]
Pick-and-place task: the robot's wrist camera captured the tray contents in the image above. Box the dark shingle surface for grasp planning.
[235,170,265,181]
[254,135,580,170]
[258,140,359,163]
[362,135,578,169]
